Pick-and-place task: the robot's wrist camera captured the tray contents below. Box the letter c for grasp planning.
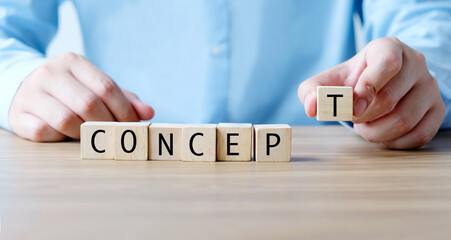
[189,133,203,156]
[91,129,105,153]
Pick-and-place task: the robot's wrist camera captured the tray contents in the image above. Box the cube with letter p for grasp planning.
[254,124,291,162]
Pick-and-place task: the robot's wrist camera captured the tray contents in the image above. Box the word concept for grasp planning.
[81,123,292,162]
[317,86,353,121]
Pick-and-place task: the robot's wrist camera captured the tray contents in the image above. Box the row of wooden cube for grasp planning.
[81,122,291,162]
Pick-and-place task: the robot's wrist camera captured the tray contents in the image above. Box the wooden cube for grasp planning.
[114,122,150,160]
[217,123,252,161]
[317,86,353,121]
[149,123,183,160]
[81,121,116,159]
[182,124,217,162]
[254,124,291,162]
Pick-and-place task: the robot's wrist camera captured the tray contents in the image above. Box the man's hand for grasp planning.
[9,52,155,142]
[298,37,445,149]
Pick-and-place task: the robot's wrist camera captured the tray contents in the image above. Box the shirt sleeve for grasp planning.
[362,0,451,129]
[0,0,59,130]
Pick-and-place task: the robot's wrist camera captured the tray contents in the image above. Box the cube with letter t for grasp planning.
[317,86,353,121]
[253,124,291,162]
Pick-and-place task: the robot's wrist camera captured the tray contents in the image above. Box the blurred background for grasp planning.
[47,1,84,57]
[48,1,365,60]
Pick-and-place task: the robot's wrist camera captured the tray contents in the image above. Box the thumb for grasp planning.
[121,89,155,120]
[297,80,318,118]
[298,57,360,118]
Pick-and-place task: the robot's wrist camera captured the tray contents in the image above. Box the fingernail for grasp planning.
[354,98,367,118]
[304,92,316,117]
[304,94,311,116]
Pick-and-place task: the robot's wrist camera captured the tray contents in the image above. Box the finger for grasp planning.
[26,92,84,139]
[11,112,66,142]
[61,53,140,122]
[353,64,420,124]
[44,71,115,122]
[298,86,317,118]
[354,48,428,124]
[380,102,445,149]
[354,38,403,118]
[298,57,363,117]
[121,89,155,120]
[354,83,432,143]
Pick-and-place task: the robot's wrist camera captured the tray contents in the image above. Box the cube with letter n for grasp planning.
[149,123,183,160]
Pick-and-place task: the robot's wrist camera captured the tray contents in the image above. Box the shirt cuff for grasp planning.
[0,58,47,131]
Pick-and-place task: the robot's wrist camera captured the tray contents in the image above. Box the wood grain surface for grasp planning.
[1,126,451,240]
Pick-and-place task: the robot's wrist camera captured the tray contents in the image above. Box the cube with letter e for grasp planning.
[217,123,252,161]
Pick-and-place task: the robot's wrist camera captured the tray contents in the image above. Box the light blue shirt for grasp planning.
[0,0,451,130]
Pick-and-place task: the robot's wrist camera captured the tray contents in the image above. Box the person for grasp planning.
[0,0,449,149]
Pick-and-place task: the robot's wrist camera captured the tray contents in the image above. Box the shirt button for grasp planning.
[211,46,223,56]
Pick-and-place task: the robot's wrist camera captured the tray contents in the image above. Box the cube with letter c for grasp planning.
[182,124,217,162]
[81,121,116,159]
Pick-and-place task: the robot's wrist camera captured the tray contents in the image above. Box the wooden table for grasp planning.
[1,126,451,240]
